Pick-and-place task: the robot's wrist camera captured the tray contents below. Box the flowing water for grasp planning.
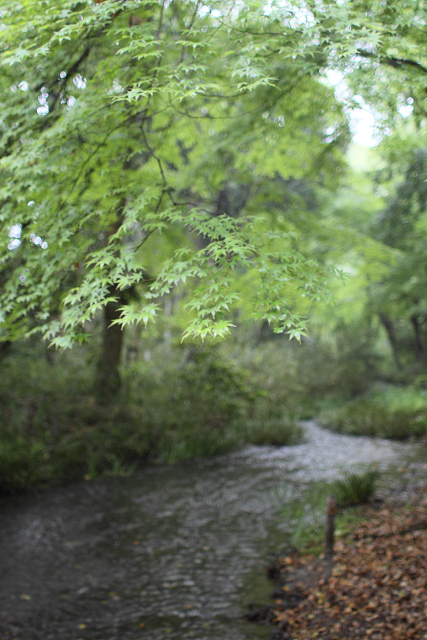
[0,422,420,640]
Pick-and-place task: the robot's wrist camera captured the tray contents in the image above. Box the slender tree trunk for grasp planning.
[410,315,424,361]
[93,198,128,403]
[93,289,127,403]
[324,495,337,583]
[378,312,402,369]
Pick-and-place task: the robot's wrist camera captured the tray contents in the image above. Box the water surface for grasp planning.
[0,423,416,639]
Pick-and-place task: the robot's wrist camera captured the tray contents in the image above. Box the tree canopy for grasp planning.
[1,0,426,351]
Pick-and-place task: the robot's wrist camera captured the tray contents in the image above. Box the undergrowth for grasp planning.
[318,386,427,439]
[0,345,303,494]
[0,326,402,495]
[279,469,379,552]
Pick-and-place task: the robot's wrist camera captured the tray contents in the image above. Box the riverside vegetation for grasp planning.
[319,386,427,440]
[254,467,427,640]
[0,340,306,494]
[277,469,379,552]
[3,321,427,496]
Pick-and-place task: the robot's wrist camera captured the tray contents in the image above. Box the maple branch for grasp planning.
[357,49,427,75]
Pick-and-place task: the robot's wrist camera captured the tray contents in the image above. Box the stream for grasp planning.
[0,422,420,640]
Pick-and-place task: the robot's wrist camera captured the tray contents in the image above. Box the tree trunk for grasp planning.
[410,315,424,361]
[324,495,337,583]
[93,199,128,403]
[93,289,126,403]
[0,341,12,362]
[378,312,402,369]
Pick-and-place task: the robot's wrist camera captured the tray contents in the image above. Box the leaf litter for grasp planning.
[249,486,427,640]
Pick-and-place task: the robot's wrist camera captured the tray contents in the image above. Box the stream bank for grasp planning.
[250,473,427,640]
[0,422,421,640]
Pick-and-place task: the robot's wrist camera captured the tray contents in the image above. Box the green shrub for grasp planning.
[240,417,303,447]
[155,428,238,463]
[0,437,48,494]
[234,324,379,422]
[318,386,427,439]
[123,347,305,456]
[0,349,156,491]
[0,344,306,493]
[123,347,255,427]
[161,348,256,430]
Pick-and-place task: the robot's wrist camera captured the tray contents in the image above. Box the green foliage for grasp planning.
[333,470,378,508]
[279,470,378,552]
[278,483,335,551]
[47,415,153,481]
[302,0,427,131]
[241,417,303,447]
[297,324,378,400]
[0,437,48,495]
[0,342,305,493]
[360,140,427,369]
[0,347,153,490]
[0,0,349,347]
[123,347,303,453]
[238,322,380,421]
[318,386,427,439]
[123,347,255,430]
[1,0,426,355]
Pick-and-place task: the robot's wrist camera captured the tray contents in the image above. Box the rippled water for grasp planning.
[0,423,417,640]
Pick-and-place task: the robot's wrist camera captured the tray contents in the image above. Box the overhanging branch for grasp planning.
[357,48,427,75]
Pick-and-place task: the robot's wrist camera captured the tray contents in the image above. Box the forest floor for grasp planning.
[247,464,427,640]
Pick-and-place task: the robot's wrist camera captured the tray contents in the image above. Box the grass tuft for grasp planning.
[279,469,379,551]
[333,469,378,507]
